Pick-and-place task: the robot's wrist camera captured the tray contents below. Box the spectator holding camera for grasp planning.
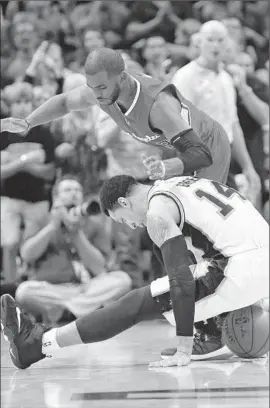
[0,82,55,282]
[15,175,131,324]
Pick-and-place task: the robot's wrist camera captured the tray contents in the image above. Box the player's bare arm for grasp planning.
[149,91,213,177]
[146,195,195,367]
[1,85,98,134]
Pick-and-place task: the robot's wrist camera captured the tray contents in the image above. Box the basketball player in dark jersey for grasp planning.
[1,47,231,184]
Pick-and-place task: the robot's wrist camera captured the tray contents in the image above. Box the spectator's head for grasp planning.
[100,175,147,229]
[235,52,255,75]
[3,82,34,118]
[221,17,245,49]
[199,21,228,65]
[175,19,202,46]
[222,37,241,66]
[83,29,106,54]
[53,175,84,208]
[142,36,168,64]
[11,13,38,51]
[188,33,202,60]
[84,47,125,105]
[33,86,54,108]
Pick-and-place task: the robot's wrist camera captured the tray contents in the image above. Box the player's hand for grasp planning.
[149,351,191,368]
[141,154,166,180]
[1,118,29,134]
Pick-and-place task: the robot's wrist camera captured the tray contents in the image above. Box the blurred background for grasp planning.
[0,1,269,324]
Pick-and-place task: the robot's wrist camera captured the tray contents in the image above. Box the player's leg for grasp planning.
[161,249,269,360]
[0,285,161,369]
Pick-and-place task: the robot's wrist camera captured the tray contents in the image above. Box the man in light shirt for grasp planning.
[172,20,260,199]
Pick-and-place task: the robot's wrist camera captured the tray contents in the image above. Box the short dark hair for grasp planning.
[99,175,137,216]
[84,47,125,76]
[52,174,82,197]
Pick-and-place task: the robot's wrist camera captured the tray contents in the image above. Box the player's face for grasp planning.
[109,203,145,230]
[200,29,227,63]
[86,71,121,105]
[56,180,84,207]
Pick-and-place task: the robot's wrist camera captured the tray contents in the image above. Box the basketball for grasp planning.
[222,305,269,358]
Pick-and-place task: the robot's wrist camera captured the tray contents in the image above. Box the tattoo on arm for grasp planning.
[147,214,171,248]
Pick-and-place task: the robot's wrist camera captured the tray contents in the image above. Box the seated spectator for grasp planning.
[1,82,55,282]
[5,12,40,81]
[52,73,107,196]
[15,175,131,324]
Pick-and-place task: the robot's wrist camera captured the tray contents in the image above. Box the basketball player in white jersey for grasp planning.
[1,175,269,369]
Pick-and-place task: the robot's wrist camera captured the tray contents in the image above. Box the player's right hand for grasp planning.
[1,118,29,134]
[141,154,166,180]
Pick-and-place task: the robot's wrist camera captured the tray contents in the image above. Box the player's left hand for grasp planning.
[148,351,191,368]
[141,154,166,180]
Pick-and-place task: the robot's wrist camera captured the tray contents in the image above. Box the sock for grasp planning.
[42,328,61,357]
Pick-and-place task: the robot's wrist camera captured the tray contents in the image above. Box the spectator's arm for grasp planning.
[1,157,24,180]
[125,7,166,41]
[89,215,112,260]
[20,222,56,263]
[73,229,106,276]
[22,162,55,181]
[238,84,269,127]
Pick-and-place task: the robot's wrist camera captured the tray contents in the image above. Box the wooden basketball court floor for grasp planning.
[1,320,269,408]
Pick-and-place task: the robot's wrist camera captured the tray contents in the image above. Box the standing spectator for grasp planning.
[1,82,55,281]
[226,54,269,211]
[172,20,261,203]
[16,175,131,324]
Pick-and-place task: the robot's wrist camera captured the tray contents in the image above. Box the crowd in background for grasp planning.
[0,1,269,324]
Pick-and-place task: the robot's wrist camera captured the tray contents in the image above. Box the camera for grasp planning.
[67,200,101,217]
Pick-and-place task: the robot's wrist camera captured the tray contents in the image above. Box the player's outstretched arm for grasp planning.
[149,92,213,175]
[1,85,97,134]
[146,195,195,367]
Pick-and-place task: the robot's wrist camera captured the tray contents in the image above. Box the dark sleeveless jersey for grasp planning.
[100,73,224,152]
